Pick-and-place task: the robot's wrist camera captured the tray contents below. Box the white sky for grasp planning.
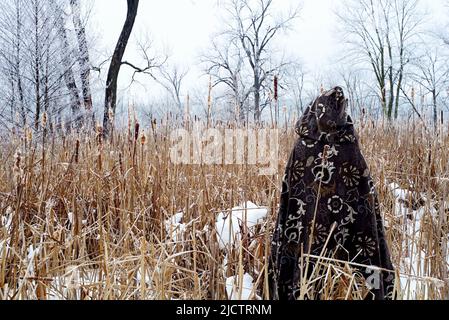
[88,0,447,106]
[91,0,339,67]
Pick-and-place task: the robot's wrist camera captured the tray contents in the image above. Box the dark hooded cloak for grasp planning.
[268,87,395,300]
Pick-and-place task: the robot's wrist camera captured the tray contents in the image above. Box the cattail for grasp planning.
[274,75,279,101]
[13,150,24,186]
[42,112,48,128]
[152,119,157,132]
[96,122,103,134]
[96,122,103,144]
[140,131,147,146]
[14,151,22,171]
[134,121,140,142]
[25,127,33,143]
[411,86,415,105]
[15,112,21,125]
[108,108,114,124]
[75,139,80,163]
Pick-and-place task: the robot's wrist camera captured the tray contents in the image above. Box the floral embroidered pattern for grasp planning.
[311,223,328,246]
[355,234,377,258]
[327,195,344,214]
[312,162,335,184]
[284,199,307,244]
[295,125,309,137]
[290,160,305,182]
[341,163,360,187]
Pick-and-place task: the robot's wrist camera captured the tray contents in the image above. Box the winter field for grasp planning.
[0,116,448,300]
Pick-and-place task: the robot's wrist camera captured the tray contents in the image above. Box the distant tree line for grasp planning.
[0,0,448,134]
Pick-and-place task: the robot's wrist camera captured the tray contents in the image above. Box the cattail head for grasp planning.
[13,150,23,184]
[75,139,80,163]
[274,75,279,101]
[108,108,114,124]
[151,119,157,132]
[134,121,140,142]
[96,122,103,144]
[42,112,48,128]
[14,151,21,171]
[96,122,103,135]
[140,131,147,146]
[25,127,33,142]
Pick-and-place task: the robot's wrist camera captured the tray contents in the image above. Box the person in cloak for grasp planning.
[268,86,395,300]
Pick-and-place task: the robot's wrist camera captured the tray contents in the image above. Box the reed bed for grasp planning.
[0,115,448,300]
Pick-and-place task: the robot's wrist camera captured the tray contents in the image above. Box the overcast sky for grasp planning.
[88,0,447,107]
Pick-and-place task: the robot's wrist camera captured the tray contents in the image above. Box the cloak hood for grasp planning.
[295,86,356,144]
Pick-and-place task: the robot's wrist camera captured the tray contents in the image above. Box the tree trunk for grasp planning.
[33,0,41,131]
[44,49,50,113]
[387,66,394,120]
[103,0,139,136]
[58,11,82,116]
[70,0,93,111]
[432,90,437,131]
[14,1,26,127]
[394,71,403,121]
[254,72,261,122]
[254,89,260,122]
[9,74,16,125]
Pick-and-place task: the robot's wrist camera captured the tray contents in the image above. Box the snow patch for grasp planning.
[215,201,268,249]
[388,181,448,299]
[225,273,256,300]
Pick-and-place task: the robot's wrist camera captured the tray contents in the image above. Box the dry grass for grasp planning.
[0,115,448,300]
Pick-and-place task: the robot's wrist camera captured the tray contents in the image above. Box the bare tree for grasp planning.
[103,0,139,136]
[0,0,96,132]
[410,49,449,129]
[338,67,378,119]
[0,0,26,128]
[282,62,306,117]
[202,35,251,122]
[156,64,188,111]
[57,5,82,116]
[70,0,93,111]
[337,0,425,120]
[21,0,76,130]
[223,0,300,122]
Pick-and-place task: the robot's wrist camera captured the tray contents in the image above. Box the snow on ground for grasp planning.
[388,182,448,299]
[164,210,202,243]
[0,208,12,255]
[225,273,257,300]
[217,202,268,300]
[215,201,268,249]
[389,182,410,202]
[1,206,13,230]
[164,211,187,242]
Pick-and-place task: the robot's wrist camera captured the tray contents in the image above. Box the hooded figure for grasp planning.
[268,87,395,300]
